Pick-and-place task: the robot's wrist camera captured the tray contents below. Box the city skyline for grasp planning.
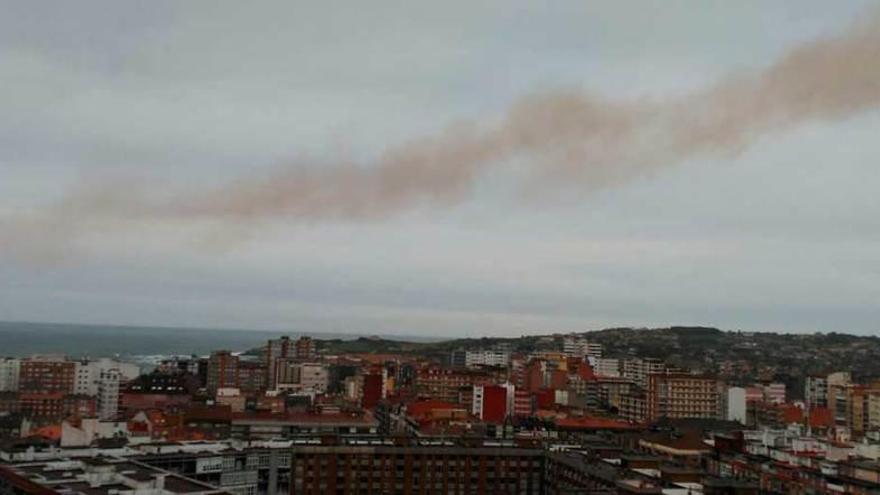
[2,1,880,336]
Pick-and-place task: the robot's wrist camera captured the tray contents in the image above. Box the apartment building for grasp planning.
[647,373,722,421]
[594,357,621,377]
[0,359,20,392]
[19,356,75,394]
[207,351,239,393]
[289,444,545,494]
[562,336,602,359]
[416,367,500,403]
[623,357,666,388]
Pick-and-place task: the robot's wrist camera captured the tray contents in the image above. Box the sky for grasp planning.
[1,1,879,337]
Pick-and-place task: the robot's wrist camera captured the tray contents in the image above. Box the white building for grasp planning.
[0,358,20,392]
[622,357,666,387]
[275,362,328,393]
[464,350,510,368]
[727,387,747,424]
[594,358,621,377]
[74,358,140,396]
[73,359,139,420]
[299,363,329,392]
[97,369,122,420]
[562,336,602,359]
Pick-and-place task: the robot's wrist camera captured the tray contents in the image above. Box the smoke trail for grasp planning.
[2,14,879,261]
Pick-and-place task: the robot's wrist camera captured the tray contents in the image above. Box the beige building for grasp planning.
[647,373,721,421]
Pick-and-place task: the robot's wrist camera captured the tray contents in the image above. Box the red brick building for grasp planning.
[362,373,383,410]
[19,358,75,394]
[206,351,239,393]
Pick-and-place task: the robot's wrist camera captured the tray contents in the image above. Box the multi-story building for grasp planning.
[19,355,75,394]
[265,336,316,390]
[207,351,240,393]
[619,392,647,422]
[289,443,545,494]
[763,382,786,404]
[73,358,139,402]
[299,363,328,393]
[594,357,621,377]
[597,376,637,411]
[416,367,499,403]
[867,386,880,431]
[457,349,510,367]
[17,392,96,419]
[120,373,193,414]
[294,336,316,361]
[472,384,507,423]
[805,374,828,409]
[238,360,266,396]
[827,371,853,428]
[727,387,747,424]
[647,373,721,421]
[96,368,121,420]
[265,336,293,390]
[562,336,602,359]
[0,457,225,495]
[0,358,20,392]
[450,349,467,367]
[272,360,328,394]
[623,357,666,388]
[361,371,385,410]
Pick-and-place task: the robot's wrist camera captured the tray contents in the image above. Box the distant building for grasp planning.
[727,387,747,424]
[294,336,317,360]
[237,360,266,396]
[71,358,139,418]
[562,336,602,359]
[597,376,637,411]
[96,368,121,419]
[120,373,192,414]
[623,357,666,388]
[594,358,621,377]
[265,336,293,390]
[619,392,647,422]
[457,349,510,368]
[0,358,20,392]
[206,351,239,393]
[416,366,501,403]
[298,363,329,393]
[19,355,75,394]
[362,372,384,410]
[805,374,828,409]
[647,373,722,421]
[450,349,467,367]
[472,384,507,423]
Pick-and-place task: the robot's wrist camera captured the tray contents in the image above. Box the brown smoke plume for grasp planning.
[2,14,879,261]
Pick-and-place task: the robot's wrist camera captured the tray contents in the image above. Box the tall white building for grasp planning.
[74,359,140,420]
[97,369,121,419]
[0,358,20,392]
[727,387,747,424]
[75,358,139,395]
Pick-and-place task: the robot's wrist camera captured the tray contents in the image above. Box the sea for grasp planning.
[0,321,431,362]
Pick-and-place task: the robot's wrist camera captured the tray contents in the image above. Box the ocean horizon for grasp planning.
[0,320,439,358]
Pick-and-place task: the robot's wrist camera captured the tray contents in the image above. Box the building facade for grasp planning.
[647,373,721,421]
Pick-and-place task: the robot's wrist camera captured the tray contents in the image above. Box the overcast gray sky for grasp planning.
[1,1,879,337]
